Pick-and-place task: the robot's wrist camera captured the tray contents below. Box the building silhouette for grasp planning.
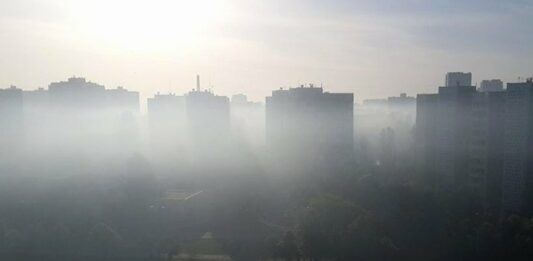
[266,84,354,171]
[48,77,107,111]
[146,76,231,167]
[185,76,230,143]
[185,77,230,166]
[47,77,139,113]
[470,91,506,212]
[106,86,140,113]
[434,83,477,188]
[416,73,492,196]
[501,79,533,212]
[445,72,472,87]
[230,94,264,149]
[356,93,416,170]
[147,93,186,129]
[388,93,416,114]
[416,73,478,191]
[479,79,504,92]
[415,93,439,184]
[15,77,140,161]
[147,92,187,166]
[0,86,24,155]
[417,73,533,213]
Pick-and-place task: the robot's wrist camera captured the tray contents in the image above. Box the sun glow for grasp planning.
[71,0,228,52]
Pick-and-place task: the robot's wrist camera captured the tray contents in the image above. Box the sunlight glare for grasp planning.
[72,0,228,52]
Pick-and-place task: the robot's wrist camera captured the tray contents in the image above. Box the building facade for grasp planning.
[417,74,533,213]
[479,79,504,92]
[266,85,354,171]
[501,79,533,212]
[445,72,472,87]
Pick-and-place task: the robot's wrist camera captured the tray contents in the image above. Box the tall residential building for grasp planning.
[417,74,533,213]
[48,77,107,111]
[468,91,506,211]
[147,93,187,164]
[106,86,140,113]
[19,77,141,159]
[48,77,139,113]
[501,79,533,212]
[146,76,231,165]
[231,94,249,105]
[186,89,230,142]
[415,93,439,185]
[388,93,416,114]
[416,73,486,192]
[230,94,265,149]
[22,87,49,111]
[479,79,504,92]
[433,85,476,188]
[445,72,472,87]
[0,86,24,154]
[147,93,185,125]
[185,76,231,163]
[266,84,354,171]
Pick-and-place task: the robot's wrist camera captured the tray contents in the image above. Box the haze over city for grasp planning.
[2,0,532,102]
[1,1,533,260]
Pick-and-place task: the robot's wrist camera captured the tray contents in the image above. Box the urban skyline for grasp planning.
[2,1,533,260]
[2,1,532,102]
[3,72,529,110]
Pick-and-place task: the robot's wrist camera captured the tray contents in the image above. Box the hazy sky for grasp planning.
[1,0,532,103]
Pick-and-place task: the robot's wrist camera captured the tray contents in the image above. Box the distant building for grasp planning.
[231,94,248,105]
[445,72,472,87]
[48,77,107,110]
[356,93,416,168]
[479,79,504,92]
[0,86,24,115]
[469,91,506,211]
[433,84,477,188]
[0,86,24,154]
[388,93,416,112]
[230,94,264,148]
[501,78,533,212]
[186,80,230,142]
[17,77,141,158]
[106,86,140,113]
[416,73,491,195]
[147,93,187,164]
[266,84,354,170]
[417,74,533,213]
[48,77,139,113]
[387,93,416,124]
[184,76,231,163]
[147,93,185,122]
[417,82,477,190]
[415,93,439,185]
[22,87,48,111]
[146,76,231,165]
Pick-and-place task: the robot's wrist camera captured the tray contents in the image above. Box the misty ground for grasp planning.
[1,145,532,261]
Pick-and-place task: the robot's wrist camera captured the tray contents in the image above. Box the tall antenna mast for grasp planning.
[196,75,201,92]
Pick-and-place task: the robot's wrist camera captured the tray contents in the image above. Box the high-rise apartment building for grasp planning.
[501,79,533,212]
[445,72,472,87]
[479,79,504,92]
[266,85,354,171]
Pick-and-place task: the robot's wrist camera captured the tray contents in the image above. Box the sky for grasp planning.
[0,0,532,103]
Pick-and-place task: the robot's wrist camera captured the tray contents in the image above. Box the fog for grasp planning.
[2,75,533,260]
[0,76,410,260]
